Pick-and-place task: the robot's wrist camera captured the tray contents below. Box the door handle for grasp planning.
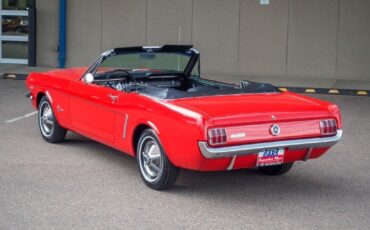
[107,94,118,102]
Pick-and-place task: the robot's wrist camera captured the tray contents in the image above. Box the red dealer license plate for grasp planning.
[256,148,285,167]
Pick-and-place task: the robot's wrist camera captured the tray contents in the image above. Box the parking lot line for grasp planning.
[5,111,38,123]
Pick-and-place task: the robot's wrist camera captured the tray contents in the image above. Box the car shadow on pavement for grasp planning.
[168,168,354,204]
[62,132,138,170]
[61,132,352,204]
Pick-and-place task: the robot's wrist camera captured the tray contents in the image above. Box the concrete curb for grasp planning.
[278,87,369,97]
[2,73,28,80]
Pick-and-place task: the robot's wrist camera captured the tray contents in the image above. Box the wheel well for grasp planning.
[132,124,151,155]
[36,92,46,109]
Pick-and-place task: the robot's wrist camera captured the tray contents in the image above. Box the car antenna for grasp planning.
[177,26,182,71]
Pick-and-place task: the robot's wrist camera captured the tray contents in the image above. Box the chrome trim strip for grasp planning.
[303,147,313,161]
[226,155,237,171]
[25,93,33,100]
[198,130,342,159]
[190,48,200,54]
[143,46,161,50]
[122,114,129,139]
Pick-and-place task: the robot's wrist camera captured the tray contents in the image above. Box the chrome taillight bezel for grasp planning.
[208,128,227,146]
[320,119,337,135]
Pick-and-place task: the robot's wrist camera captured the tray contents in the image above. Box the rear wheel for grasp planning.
[258,163,293,176]
[38,96,67,143]
[136,129,179,190]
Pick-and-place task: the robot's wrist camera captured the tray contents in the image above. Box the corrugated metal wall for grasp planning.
[37,0,370,81]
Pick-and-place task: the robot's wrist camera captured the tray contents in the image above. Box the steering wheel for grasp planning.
[105,68,136,88]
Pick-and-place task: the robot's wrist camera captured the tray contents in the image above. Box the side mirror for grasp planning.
[85,73,94,83]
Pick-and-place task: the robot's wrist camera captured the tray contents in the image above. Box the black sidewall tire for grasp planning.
[136,129,179,190]
[38,96,67,143]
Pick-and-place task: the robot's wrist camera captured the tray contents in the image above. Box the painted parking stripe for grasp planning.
[5,111,38,123]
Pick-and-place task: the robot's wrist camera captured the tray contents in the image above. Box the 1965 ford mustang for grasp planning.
[26,45,342,190]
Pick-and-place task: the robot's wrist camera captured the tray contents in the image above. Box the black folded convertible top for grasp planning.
[139,81,278,99]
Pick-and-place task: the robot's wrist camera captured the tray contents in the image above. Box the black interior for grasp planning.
[92,72,278,99]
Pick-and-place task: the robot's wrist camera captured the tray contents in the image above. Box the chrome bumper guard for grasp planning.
[25,92,33,99]
[198,130,342,159]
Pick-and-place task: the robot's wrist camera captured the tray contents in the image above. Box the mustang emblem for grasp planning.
[230,132,246,139]
[270,124,280,136]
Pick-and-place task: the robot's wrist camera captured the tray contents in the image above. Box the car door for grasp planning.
[68,79,119,144]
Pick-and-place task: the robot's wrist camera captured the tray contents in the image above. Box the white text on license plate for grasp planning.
[257,148,285,167]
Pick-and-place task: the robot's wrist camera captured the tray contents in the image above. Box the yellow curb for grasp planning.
[305,88,316,93]
[329,89,339,94]
[357,91,368,96]
[7,74,16,79]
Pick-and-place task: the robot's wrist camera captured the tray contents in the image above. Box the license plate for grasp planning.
[256,148,285,167]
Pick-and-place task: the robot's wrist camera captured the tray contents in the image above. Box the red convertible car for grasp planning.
[26,45,342,190]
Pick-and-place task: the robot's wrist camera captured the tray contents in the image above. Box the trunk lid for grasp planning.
[169,92,330,124]
[168,92,331,145]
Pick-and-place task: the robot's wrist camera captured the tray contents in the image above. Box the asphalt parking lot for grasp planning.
[0,79,369,229]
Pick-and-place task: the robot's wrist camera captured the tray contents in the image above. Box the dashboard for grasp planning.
[94,75,182,92]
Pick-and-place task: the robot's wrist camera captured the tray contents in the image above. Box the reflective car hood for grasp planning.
[45,67,88,81]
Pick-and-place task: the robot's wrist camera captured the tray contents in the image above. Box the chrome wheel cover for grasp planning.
[39,101,54,137]
[138,136,163,183]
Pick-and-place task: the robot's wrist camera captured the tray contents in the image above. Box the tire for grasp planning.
[136,129,179,190]
[258,163,294,176]
[38,96,67,143]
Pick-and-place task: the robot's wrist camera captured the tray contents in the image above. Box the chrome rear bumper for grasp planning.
[198,130,342,159]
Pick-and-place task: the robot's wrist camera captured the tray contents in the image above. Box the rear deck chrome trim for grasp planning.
[198,130,342,159]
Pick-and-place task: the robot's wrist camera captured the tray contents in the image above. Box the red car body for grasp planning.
[26,46,342,173]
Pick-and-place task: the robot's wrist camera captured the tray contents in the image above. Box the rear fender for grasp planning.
[130,119,161,155]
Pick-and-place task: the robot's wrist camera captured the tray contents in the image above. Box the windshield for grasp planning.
[97,52,191,73]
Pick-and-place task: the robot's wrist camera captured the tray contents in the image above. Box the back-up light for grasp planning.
[208,128,227,146]
[320,119,337,135]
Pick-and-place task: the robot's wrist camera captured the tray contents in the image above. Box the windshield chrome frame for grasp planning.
[81,45,199,81]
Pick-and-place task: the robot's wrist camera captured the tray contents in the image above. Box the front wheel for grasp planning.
[38,96,67,143]
[258,163,294,176]
[136,129,179,190]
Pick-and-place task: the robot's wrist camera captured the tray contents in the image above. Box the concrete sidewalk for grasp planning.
[1,63,370,91]
[0,64,55,78]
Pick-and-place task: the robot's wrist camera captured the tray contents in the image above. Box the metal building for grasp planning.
[2,0,370,82]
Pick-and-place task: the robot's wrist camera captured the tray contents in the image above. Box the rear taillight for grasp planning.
[320,119,337,135]
[208,128,227,146]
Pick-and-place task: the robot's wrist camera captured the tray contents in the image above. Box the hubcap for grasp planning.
[39,101,54,137]
[138,136,163,182]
